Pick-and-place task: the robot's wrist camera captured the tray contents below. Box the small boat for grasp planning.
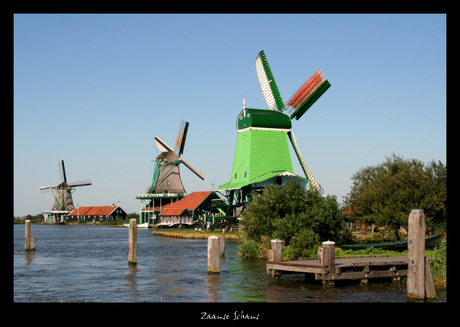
[338,233,445,251]
[123,222,150,228]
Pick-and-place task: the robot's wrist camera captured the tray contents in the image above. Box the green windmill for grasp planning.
[216,50,331,221]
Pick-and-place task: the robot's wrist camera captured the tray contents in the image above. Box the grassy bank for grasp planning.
[151,228,242,239]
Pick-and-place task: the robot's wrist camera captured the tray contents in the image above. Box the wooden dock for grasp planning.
[266,255,409,282]
[266,210,438,300]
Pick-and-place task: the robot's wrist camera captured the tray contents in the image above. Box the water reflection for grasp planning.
[205,273,222,302]
[24,250,35,266]
[124,264,139,301]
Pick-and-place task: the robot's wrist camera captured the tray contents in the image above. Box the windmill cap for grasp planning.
[237,108,291,131]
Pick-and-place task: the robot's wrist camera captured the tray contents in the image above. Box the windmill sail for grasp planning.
[154,136,174,153]
[180,157,205,180]
[59,160,67,183]
[287,131,321,191]
[285,68,331,121]
[175,120,189,156]
[68,180,92,188]
[255,50,284,112]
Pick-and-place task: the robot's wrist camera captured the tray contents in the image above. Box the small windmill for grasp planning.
[218,50,330,213]
[40,160,92,223]
[137,120,205,224]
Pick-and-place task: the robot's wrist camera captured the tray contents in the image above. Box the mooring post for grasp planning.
[128,218,137,265]
[271,239,283,262]
[24,220,36,251]
[208,236,220,273]
[407,209,428,300]
[322,241,335,272]
[220,229,226,256]
[321,241,335,286]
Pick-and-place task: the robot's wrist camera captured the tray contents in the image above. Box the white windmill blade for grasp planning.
[255,50,284,112]
[39,185,56,192]
[154,136,174,153]
[287,131,321,192]
[180,157,205,180]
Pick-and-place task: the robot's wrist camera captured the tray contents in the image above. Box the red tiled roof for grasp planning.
[68,206,120,216]
[160,208,191,216]
[154,191,213,212]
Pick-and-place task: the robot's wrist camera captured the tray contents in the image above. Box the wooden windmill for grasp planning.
[217,50,331,219]
[40,160,92,223]
[137,120,205,224]
[149,120,205,194]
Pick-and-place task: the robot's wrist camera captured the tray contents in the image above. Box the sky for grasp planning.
[13,14,447,217]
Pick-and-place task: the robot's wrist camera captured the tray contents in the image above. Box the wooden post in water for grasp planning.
[407,209,426,300]
[220,229,226,256]
[128,218,137,265]
[24,220,36,251]
[208,236,220,273]
[322,241,335,286]
[271,239,282,262]
[322,241,335,272]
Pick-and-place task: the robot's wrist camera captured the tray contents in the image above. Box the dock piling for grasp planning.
[407,209,437,300]
[322,241,335,272]
[220,229,226,256]
[24,220,36,251]
[271,239,282,262]
[208,236,220,273]
[128,219,137,265]
[321,241,335,285]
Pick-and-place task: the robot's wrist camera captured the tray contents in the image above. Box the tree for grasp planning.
[238,181,349,260]
[343,154,446,240]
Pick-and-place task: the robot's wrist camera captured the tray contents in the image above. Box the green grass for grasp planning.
[153,228,242,237]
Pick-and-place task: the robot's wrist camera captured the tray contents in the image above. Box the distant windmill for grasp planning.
[40,160,92,223]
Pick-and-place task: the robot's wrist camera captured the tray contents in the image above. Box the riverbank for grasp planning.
[152,230,241,240]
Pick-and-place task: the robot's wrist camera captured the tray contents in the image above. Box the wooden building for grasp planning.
[67,205,127,223]
[152,191,221,226]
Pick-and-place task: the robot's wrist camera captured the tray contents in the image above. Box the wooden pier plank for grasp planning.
[266,256,409,281]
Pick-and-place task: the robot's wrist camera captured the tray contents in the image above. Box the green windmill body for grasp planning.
[218,108,298,191]
[217,50,330,217]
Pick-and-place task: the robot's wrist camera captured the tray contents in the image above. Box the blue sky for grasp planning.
[14,14,446,217]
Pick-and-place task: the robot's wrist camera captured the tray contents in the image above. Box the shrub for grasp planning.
[430,235,446,286]
[283,229,321,260]
[238,181,345,260]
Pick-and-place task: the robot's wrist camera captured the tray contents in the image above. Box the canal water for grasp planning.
[14,224,446,304]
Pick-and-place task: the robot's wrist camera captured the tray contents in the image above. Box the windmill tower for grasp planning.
[136,120,205,224]
[217,50,331,214]
[40,160,92,223]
